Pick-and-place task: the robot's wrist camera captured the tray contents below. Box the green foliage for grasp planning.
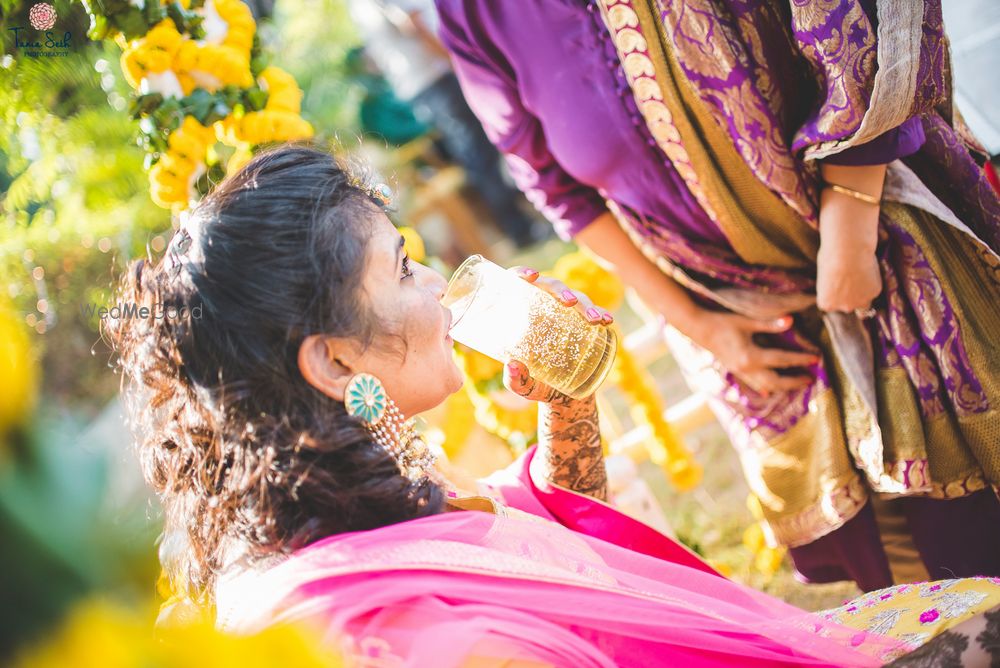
[269,0,361,143]
[1,42,170,410]
[0,0,364,659]
[76,0,205,42]
[0,407,161,660]
[74,0,271,176]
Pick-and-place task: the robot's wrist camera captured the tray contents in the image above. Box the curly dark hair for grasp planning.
[106,142,445,600]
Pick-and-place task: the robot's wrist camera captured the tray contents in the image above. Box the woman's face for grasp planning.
[349,209,464,416]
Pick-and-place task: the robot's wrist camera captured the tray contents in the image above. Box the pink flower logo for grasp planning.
[28,3,57,30]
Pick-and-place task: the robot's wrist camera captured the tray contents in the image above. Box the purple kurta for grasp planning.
[434,0,727,244]
[435,0,919,242]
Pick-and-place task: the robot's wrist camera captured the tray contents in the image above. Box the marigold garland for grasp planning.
[549,251,702,491]
[742,493,786,577]
[432,247,702,485]
[452,343,538,454]
[82,0,314,213]
[148,115,215,209]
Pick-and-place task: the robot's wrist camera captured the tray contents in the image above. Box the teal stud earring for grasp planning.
[344,373,388,426]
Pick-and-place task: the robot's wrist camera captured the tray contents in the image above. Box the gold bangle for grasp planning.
[824,182,880,206]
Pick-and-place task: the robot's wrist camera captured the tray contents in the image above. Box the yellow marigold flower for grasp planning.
[439,389,476,460]
[611,338,700,491]
[118,20,184,90]
[456,346,502,383]
[212,0,256,53]
[0,299,38,433]
[188,43,253,92]
[120,46,171,89]
[259,66,304,114]
[754,546,786,577]
[167,130,205,163]
[13,598,342,668]
[398,226,425,263]
[144,19,183,49]
[177,116,215,145]
[549,251,624,311]
[149,172,188,209]
[226,146,254,177]
[173,40,199,72]
[706,559,733,578]
[237,111,313,144]
[119,50,144,89]
[741,522,766,553]
[149,150,205,211]
[666,456,702,492]
[176,72,197,95]
[214,114,243,146]
[156,152,196,176]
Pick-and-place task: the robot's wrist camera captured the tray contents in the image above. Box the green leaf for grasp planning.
[85,12,110,40]
[114,7,150,40]
[129,92,164,118]
[246,87,267,111]
[185,88,216,123]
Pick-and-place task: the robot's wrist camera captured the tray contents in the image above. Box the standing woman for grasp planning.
[433,0,1000,591]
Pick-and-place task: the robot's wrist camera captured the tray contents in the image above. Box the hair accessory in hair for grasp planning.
[344,372,436,482]
[347,172,394,208]
[371,183,393,207]
[164,209,204,275]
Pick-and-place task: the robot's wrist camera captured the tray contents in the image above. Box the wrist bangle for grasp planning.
[824,182,881,206]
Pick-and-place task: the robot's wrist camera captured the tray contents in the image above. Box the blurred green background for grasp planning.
[0,0,364,659]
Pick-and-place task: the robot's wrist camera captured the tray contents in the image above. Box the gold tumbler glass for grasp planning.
[441,255,617,400]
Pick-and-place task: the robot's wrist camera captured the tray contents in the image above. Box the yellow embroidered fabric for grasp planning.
[822,577,1000,661]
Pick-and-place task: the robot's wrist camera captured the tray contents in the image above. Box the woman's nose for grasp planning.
[419,263,448,301]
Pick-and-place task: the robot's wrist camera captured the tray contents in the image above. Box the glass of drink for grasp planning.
[441,255,618,400]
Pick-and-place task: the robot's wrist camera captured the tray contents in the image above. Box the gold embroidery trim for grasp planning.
[595,0,818,270]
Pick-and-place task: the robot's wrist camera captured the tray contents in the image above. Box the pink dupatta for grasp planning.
[215,448,905,667]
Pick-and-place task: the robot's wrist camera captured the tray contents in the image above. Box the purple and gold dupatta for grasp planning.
[592,0,1000,556]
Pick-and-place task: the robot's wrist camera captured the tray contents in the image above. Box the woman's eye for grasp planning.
[401,255,414,279]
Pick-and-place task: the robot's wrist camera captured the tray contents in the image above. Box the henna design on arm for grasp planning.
[537,392,607,502]
[506,368,607,501]
[888,630,968,668]
[975,608,1000,664]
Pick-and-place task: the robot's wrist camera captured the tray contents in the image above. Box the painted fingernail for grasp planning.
[507,362,520,377]
[519,267,538,278]
[561,290,577,303]
[586,307,601,321]
[602,312,614,323]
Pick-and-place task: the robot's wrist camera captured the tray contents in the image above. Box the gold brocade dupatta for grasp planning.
[592,0,1000,547]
